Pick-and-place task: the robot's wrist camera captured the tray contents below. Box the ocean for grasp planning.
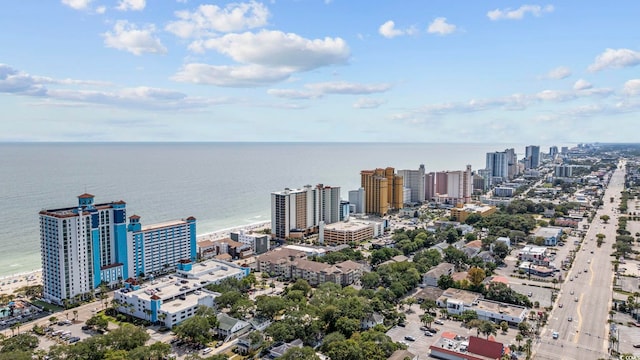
[0,142,546,276]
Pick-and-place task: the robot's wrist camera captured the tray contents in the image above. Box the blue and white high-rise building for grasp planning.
[40,193,196,305]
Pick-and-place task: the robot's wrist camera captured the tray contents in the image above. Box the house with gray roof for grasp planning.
[216,313,250,340]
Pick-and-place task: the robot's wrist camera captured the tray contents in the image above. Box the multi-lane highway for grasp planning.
[534,161,626,359]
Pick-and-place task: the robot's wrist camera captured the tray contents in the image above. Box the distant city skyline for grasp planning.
[1,1,639,142]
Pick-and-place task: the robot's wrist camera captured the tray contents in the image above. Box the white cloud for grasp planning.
[172,63,293,87]
[96,6,106,14]
[266,89,320,99]
[189,30,349,71]
[487,4,554,21]
[623,79,640,96]
[116,0,146,11]
[427,17,457,35]
[573,79,592,90]
[379,20,404,38]
[0,64,229,110]
[166,1,269,38]
[61,0,93,10]
[588,48,640,72]
[267,81,392,100]
[536,89,575,102]
[103,21,167,55]
[306,81,391,94]
[353,98,386,109]
[544,66,571,79]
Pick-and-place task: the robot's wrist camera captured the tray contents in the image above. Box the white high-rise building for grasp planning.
[398,164,426,203]
[271,184,341,240]
[348,188,366,214]
[445,165,473,204]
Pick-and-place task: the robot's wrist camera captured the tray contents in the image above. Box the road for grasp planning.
[534,161,625,359]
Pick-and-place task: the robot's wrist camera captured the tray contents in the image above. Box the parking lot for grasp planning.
[385,306,521,356]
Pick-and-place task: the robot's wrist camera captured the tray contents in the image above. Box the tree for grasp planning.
[420,299,437,315]
[86,315,109,330]
[596,233,606,247]
[500,321,509,333]
[106,324,150,351]
[405,297,416,311]
[290,279,312,297]
[360,272,381,289]
[515,334,523,347]
[480,321,497,339]
[437,275,454,290]
[600,215,610,223]
[174,315,213,345]
[0,333,38,353]
[518,321,531,337]
[335,317,360,338]
[73,310,78,322]
[280,346,320,360]
[420,314,434,328]
[255,295,288,319]
[467,267,486,288]
[492,242,509,260]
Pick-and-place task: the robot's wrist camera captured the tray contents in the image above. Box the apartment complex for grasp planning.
[348,188,366,214]
[525,145,540,169]
[270,184,341,240]
[360,167,403,216]
[230,229,270,255]
[485,148,518,185]
[397,164,426,203]
[449,203,497,223]
[40,194,196,305]
[257,249,363,286]
[425,166,473,205]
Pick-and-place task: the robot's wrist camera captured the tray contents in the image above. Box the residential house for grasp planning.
[216,313,250,340]
[270,339,304,358]
[423,263,455,287]
[361,313,385,330]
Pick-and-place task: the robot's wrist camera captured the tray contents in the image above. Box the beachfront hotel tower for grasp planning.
[271,184,341,240]
[40,193,196,306]
[360,167,403,216]
[127,215,196,278]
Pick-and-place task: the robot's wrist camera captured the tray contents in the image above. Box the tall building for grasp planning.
[554,165,573,178]
[397,164,426,203]
[525,145,540,169]
[485,148,517,185]
[348,188,365,214]
[270,184,341,239]
[445,165,473,204]
[360,167,403,216]
[40,194,195,305]
[425,172,448,202]
[549,146,558,159]
[127,215,196,278]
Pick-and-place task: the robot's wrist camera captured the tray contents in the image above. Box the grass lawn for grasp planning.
[31,299,64,313]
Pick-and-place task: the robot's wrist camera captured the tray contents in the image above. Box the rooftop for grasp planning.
[440,288,481,305]
[141,219,191,232]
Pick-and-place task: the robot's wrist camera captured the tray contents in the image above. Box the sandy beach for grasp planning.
[0,270,42,296]
[196,220,271,241]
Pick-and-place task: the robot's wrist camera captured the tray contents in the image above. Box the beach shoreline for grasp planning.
[0,221,271,296]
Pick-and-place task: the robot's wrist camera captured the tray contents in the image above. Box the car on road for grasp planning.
[570,290,574,295]
[633,344,640,348]
[574,297,578,302]
[559,303,563,308]
[568,316,573,322]
[584,268,588,272]
[528,292,533,297]
[404,336,416,341]
[552,331,559,339]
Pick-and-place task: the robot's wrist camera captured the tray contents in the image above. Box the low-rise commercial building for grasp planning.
[113,259,249,328]
[518,245,549,266]
[449,204,497,223]
[532,227,563,246]
[436,288,528,325]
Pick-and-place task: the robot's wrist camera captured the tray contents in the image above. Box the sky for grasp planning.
[1,1,640,143]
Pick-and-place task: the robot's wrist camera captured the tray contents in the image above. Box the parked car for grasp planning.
[552,331,559,339]
[434,319,444,325]
[404,336,416,342]
[424,332,434,337]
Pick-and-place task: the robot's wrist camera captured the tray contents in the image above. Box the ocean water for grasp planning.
[0,142,541,276]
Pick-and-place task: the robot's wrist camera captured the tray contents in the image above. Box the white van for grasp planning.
[202,347,212,355]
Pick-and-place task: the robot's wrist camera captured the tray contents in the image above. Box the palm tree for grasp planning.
[515,334,524,348]
[158,312,167,326]
[144,309,152,322]
[405,297,416,312]
[72,310,78,322]
[420,313,434,328]
[439,308,449,319]
[525,338,533,360]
